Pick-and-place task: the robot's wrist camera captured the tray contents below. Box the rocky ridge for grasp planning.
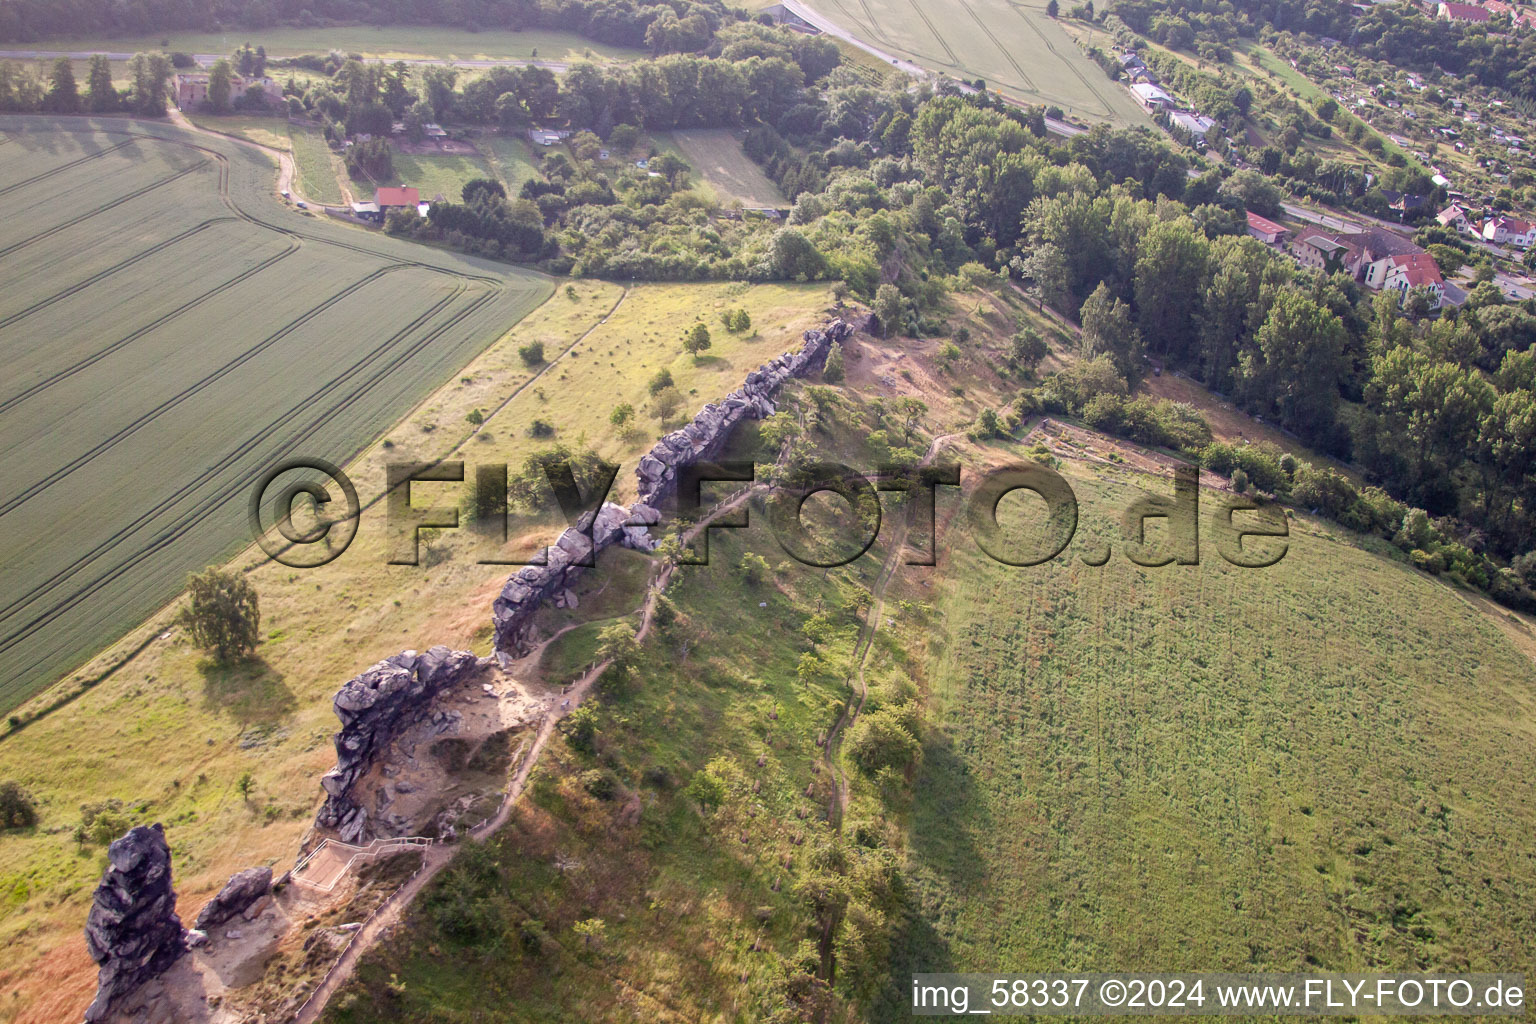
[491,319,849,658]
[315,646,481,843]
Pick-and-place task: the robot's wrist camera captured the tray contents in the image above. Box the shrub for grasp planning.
[0,782,38,830]
[847,705,920,776]
[1201,442,1288,495]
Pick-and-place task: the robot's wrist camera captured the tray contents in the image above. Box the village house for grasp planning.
[1437,203,1475,233]
[374,187,421,214]
[172,72,283,110]
[1131,83,1174,111]
[1437,1,1490,20]
[1292,227,1435,292]
[1481,215,1536,247]
[1169,110,1217,142]
[1246,210,1288,246]
[1382,254,1446,308]
[529,128,572,146]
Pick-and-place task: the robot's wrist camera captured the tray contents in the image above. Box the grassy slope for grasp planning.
[0,279,836,1024]
[19,26,642,62]
[324,519,878,1023]
[878,450,1536,1003]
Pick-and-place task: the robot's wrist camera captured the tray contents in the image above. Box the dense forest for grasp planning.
[0,0,729,49]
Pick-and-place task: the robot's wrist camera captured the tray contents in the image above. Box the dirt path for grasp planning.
[292,483,763,1022]
[291,844,452,1023]
[167,106,300,201]
[822,433,963,825]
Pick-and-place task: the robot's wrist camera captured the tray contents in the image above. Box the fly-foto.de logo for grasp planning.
[249,458,1289,571]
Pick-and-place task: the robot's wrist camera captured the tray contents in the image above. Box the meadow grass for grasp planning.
[871,451,1536,1011]
[476,133,542,194]
[377,147,498,203]
[671,128,786,207]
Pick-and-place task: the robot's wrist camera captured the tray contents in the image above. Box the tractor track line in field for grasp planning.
[0,217,237,332]
[0,238,303,413]
[963,0,1038,91]
[1005,0,1115,117]
[0,283,497,671]
[0,137,136,197]
[0,160,208,260]
[0,277,467,611]
[0,265,410,520]
[903,0,961,66]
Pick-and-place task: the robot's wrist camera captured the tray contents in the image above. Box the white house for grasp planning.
[1131,83,1174,111]
[1169,110,1217,140]
[1482,215,1536,247]
[1382,254,1445,308]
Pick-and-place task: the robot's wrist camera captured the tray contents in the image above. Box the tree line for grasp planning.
[0,53,171,115]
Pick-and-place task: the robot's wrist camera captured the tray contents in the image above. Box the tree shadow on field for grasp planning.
[688,354,732,371]
[199,656,296,725]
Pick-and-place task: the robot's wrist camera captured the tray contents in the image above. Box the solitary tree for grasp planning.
[609,403,633,428]
[822,342,846,384]
[180,567,260,663]
[683,322,712,358]
[0,781,38,830]
[236,772,255,802]
[572,917,606,952]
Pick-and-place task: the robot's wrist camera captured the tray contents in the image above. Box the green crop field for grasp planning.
[671,128,786,207]
[0,115,551,711]
[877,455,1536,1003]
[18,26,643,63]
[801,0,1150,124]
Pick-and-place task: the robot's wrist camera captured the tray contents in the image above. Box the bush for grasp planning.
[0,782,38,830]
[847,704,921,776]
[518,341,545,366]
[1201,442,1288,495]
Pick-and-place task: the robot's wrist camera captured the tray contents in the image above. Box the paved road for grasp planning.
[777,0,927,79]
[0,48,573,71]
[1281,201,1362,234]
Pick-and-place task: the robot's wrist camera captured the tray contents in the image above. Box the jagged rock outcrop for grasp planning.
[84,824,186,1022]
[316,646,480,842]
[491,320,850,660]
[193,866,273,931]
